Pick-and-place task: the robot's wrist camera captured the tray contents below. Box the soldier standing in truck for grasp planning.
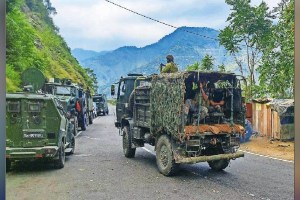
[160,54,178,73]
[184,81,209,123]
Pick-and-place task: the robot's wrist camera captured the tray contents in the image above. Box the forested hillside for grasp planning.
[6,0,95,92]
[73,27,234,95]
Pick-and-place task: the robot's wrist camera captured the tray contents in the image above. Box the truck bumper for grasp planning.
[6,146,59,160]
[174,152,244,164]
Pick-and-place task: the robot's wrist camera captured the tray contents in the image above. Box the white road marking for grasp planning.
[74,154,92,157]
[142,147,155,155]
[82,136,101,140]
[141,147,294,163]
[75,131,82,138]
[239,150,294,163]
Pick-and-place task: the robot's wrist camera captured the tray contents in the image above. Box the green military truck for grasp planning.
[93,94,109,116]
[6,68,75,171]
[44,78,81,135]
[113,72,245,176]
[44,78,93,131]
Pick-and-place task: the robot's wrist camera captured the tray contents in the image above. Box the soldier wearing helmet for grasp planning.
[160,54,178,73]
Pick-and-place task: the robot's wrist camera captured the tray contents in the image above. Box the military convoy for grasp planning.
[93,94,109,116]
[43,77,94,132]
[6,68,76,170]
[6,66,246,176]
[113,72,246,176]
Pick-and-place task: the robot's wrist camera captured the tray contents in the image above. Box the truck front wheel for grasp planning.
[208,159,229,171]
[156,135,178,176]
[122,126,136,158]
[54,143,65,169]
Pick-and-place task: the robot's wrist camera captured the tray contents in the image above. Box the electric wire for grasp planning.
[104,0,219,42]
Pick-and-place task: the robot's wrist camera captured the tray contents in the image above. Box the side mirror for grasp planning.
[111,85,115,96]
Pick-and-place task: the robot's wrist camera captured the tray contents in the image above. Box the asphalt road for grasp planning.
[6,105,294,200]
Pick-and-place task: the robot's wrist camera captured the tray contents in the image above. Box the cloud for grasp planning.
[51,0,281,51]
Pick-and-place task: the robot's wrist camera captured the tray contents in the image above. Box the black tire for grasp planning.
[89,114,93,124]
[81,122,86,131]
[208,159,230,171]
[103,111,106,116]
[6,159,11,172]
[54,143,65,169]
[156,135,179,176]
[85,114,89,127]
[106,110,109,115]
[81,114,87,131]
[73,121,78,136]
[122,126,136,158]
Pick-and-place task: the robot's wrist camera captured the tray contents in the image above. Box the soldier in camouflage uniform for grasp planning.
[160,55,178,73]
[184,81,209,124]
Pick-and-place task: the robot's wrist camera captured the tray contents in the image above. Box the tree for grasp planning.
[200,54,214,71]
[186,62,200,71]
[218,64,226,72]
[84,68,99,94]
[256,0,294,98]
[218,0,273,98]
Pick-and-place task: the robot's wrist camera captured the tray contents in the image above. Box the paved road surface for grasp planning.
[6,105,294,200]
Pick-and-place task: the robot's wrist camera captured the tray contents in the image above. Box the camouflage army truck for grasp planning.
[85,89,95,124]
[114,72,245,176]
[6,68,75,171]
[44,78,81,135]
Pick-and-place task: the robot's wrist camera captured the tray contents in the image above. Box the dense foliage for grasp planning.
[6,0,96,93]
[256,0,294,98]
[218,0,273,98]
[219,0,294,99]
[186,54,215,71]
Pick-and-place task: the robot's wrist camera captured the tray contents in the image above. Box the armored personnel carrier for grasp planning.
[114,72,245,176]
[93,94,109,116]
[6,68,75,171]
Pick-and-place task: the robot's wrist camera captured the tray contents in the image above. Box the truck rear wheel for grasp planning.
[81,114,87,131]
[156,135,178,176]
[89,113,93,124]
[122,126,136,158]
[54,143,65,169]
[73,120,78,136]
[208,159,229,171]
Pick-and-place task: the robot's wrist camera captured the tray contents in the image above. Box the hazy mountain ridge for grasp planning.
[72,27,235,95]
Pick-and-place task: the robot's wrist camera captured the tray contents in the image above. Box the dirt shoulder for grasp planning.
[239,136,294,161]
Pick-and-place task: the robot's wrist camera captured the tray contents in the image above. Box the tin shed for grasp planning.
[251,99,294,140]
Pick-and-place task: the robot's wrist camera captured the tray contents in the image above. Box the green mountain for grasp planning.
[6,0,93,92]
[73,27,236,95]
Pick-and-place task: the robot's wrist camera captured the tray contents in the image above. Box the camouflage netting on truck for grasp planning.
[150,72,188,140]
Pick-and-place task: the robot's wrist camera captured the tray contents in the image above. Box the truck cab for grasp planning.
[93,94,109,116]
[114,73,144,128]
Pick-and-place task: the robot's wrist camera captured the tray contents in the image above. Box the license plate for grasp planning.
[23,133,44,138]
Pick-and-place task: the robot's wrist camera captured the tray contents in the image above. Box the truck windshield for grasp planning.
[93,97,103,102]
[56,86,71,95]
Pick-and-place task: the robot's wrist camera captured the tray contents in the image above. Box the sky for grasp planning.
[51,0,281,52]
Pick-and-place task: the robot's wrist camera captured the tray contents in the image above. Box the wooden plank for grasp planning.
[253,103,258,134]
[267,105,271,138]
[271,110,275,138]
